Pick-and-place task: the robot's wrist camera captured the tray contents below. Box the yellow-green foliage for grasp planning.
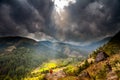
[24,58,82,80]
[63,59,90,76]
[43,62,57,69]
[39,58,76,74]
[23,74,45,80]
[39,61,57,73]
[23,61,57,80]
[63,65,79,76]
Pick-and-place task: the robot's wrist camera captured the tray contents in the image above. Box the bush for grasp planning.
[80,60,90,70]
[63,65,79,76]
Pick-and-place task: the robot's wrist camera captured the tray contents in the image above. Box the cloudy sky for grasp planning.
[0,0,120,42]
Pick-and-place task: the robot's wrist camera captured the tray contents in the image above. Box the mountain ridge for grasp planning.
[0,36,111,57]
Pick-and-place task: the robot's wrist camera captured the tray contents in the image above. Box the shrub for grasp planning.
[63,65,79,76]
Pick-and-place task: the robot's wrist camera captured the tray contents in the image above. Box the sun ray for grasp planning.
[52,0,76,15]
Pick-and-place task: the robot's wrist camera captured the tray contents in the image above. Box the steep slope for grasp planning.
[102,31,120,56]
[80,31,120,80]
[58,31,120,80]
[0,35,110,57]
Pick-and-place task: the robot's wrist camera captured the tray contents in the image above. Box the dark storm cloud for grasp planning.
[62,0,120,42]
[0,0,53,36]
[0,0,120,42]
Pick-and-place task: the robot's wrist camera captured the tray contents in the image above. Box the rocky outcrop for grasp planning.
[95,51,109,62]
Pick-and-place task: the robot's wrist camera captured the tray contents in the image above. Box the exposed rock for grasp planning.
[95,51,109,62]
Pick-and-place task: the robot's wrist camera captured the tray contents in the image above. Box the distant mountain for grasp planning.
[81,36,111,52]
[0,36,111,57]
[0,36,37,48]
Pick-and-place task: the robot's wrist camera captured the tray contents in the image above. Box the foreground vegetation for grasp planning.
[23,31,120,80]
[0,32,120,80]
[23,57,84,80]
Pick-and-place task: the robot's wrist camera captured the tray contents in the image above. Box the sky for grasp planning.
[0,0,120,43]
